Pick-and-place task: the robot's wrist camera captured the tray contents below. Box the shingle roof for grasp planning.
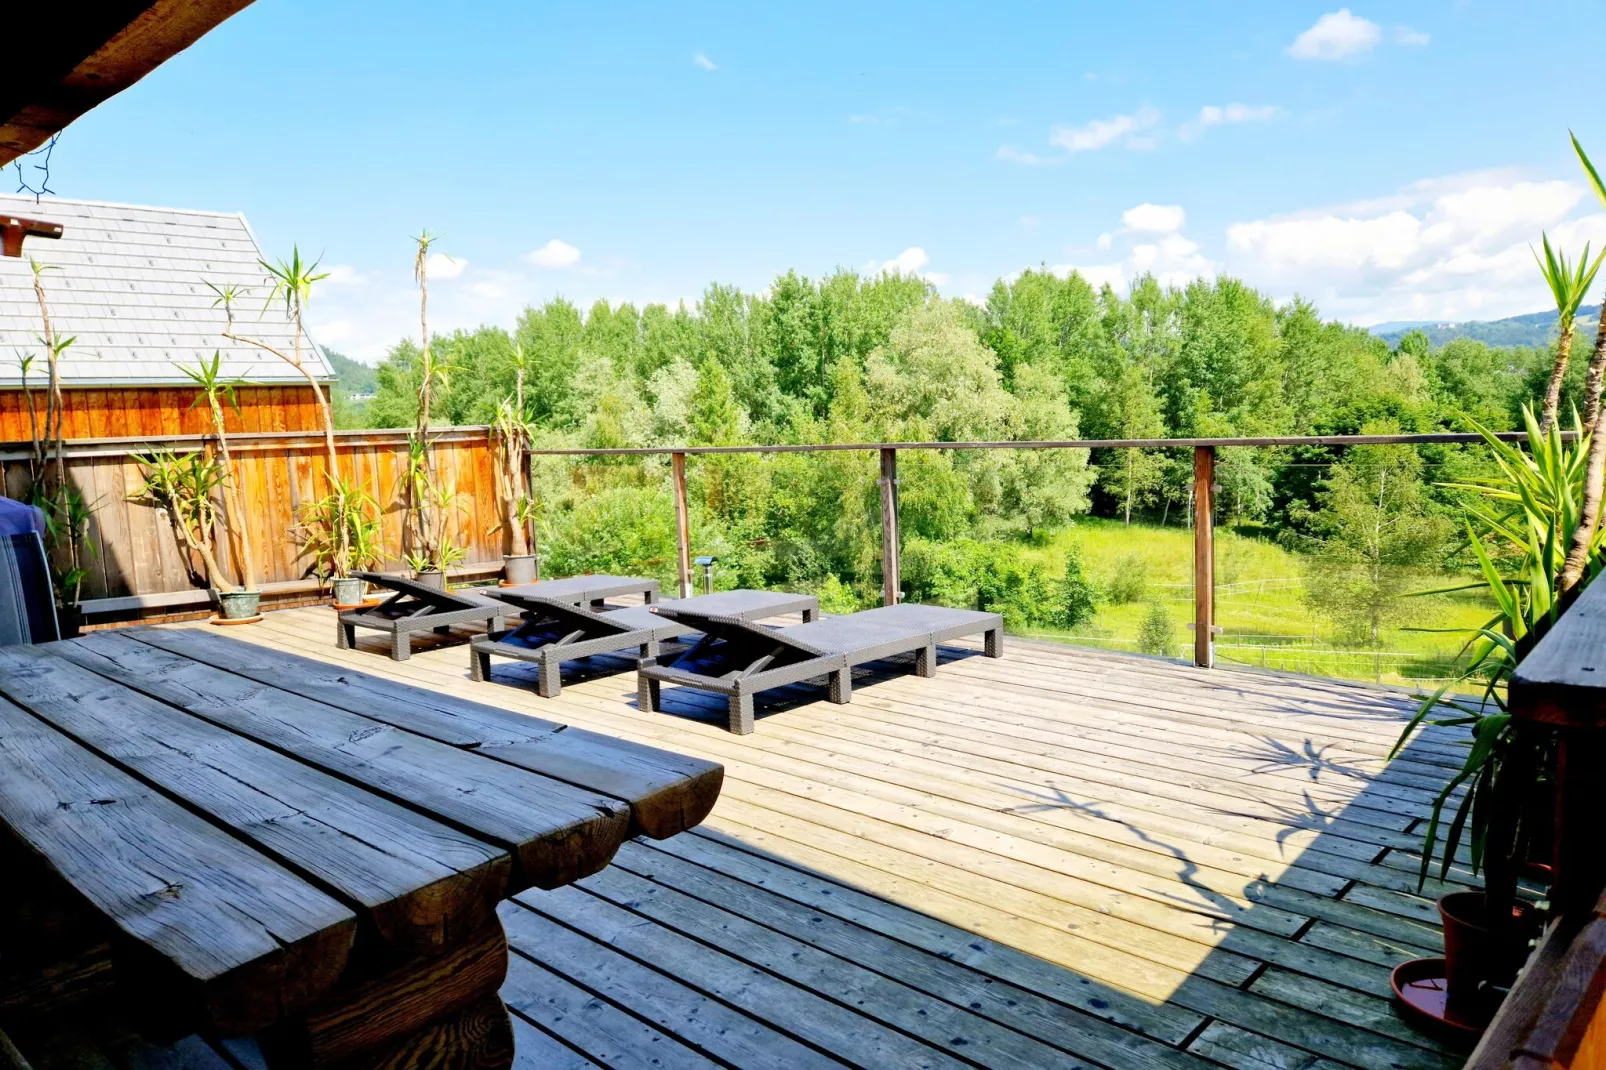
[0,195,333,387]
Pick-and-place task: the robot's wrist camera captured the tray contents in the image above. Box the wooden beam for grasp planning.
[0,215,63,258]
[0,1,258,166]
[880,447,900,607]
[1193,446,1215,669]
[672,451,692,599]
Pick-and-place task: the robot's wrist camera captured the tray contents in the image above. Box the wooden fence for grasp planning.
[0,426,509,615]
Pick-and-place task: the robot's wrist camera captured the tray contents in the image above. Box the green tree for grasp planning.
[1300,430,1450,667]
[1137,600,1176,657]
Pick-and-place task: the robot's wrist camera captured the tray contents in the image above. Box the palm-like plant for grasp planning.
[1533,235,1604,432]
[406,231,453,563]
[178,352,258,590]
[130,450,235,592]
[212,250,337,479]
[1394,407,1599,913]
[491,395,536,557]
[295,474,381,581]
[1559,134,1606,592]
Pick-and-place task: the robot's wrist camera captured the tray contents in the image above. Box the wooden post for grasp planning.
[879,447,900,606]
[671,452,692,599]
[1193,446,1215,668]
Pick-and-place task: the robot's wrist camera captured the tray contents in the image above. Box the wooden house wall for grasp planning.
[0,385,326,441]
[0,427,508,603]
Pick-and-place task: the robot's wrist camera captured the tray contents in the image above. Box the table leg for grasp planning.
[265,917,509,1069]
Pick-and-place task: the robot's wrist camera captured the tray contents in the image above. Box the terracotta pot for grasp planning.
[217,589,261,621]
[413,569,446,592]
[503,554,537,585]
[1439,891,1539,1014]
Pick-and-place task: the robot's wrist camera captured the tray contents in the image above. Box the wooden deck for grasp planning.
[203,604,1475,1070]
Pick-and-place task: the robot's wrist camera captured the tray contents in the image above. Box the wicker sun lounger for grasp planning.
[651,588,819,624]
[496,574,660,609]
[639,601,1004,734]
[475,588,823,698]
[337,571,507,661]
[470,599,696,697]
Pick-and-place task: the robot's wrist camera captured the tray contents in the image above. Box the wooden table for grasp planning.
[0,626,723,1069]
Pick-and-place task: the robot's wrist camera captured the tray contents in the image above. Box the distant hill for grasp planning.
[1372,305,1600,349]
[323,348,378,397]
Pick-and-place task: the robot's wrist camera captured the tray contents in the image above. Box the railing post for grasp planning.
[1193,446,1215,668]
[880,447,900,606]
[671,451,692,599]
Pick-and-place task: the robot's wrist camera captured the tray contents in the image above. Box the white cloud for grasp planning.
[424,252,463,279]
[1287,9,1382,61]
[1122,203,1186,234]
[1051,205,1217,290]
[996,145,1055,166]
[525,239,581,269]
[693,53,717,71]
[866,247,948,285]
[1395,25,1430,46]
[1181,103,1280,142]
[1049,106,1161,152]
[1226,172,1606,324]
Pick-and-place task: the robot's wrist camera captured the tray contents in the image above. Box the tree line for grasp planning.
[332,267,1569,631]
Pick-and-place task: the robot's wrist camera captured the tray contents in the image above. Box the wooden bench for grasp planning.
[0,626,724,1069]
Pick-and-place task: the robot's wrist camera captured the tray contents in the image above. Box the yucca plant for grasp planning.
[405,230,455,564]
[178,352,258,591]
[295,473,380,582]
[491,395,536,557]
[1533,234,1603,432]
[1559,134,1606,592]
[1393,407,1597,913]
[130,449,235,592]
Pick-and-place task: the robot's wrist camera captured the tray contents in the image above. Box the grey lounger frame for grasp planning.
[475,588,821,698]
[638,601,1003,734]
[337,571,507,661]
[471,598,694,697]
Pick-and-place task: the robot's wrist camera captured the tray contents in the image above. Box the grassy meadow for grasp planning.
[1016,518,1497,692]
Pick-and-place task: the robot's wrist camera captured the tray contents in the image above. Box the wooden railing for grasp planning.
[1469,579,1606,1069]
[1,427,1551,641]
[528,430,1548,668]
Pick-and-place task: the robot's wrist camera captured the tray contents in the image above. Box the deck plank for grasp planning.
[206,607,1468,1070]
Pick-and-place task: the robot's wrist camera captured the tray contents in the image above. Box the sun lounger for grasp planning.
[651,588,818,624]
[638,601,1004,734]
[337,571,507,661]
[470,598,695,697]
[475,588,822,698]
[496,574,660,609]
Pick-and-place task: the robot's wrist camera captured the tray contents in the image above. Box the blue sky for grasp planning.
[26,1,1606,360]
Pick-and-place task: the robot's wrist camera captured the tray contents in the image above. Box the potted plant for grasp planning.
[296,473,380,607]
[1392,408,1583,1022]
[18,264,98,636]
[491,389,538,584]
[179,352,261,619]
[130,449,257,617]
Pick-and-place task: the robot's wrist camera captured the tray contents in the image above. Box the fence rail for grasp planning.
[2,426,1542,658]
